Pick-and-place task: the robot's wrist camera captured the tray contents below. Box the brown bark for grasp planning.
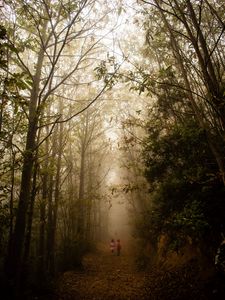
[37,125,50,282]
[23,161,38,262]
[46,130,57,275]
[8,151,15,256]
[50,107,64,275]
[4,18,48,295]
[5,47,45,296]
[38,171,47,282]
[77,147,85,240]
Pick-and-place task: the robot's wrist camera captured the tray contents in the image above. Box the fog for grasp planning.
[106,163,134,251]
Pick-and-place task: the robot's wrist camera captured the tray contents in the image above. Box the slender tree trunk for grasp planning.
[23,128,41,265]
[23,162,38,261]
[37,138,48,283]
[46,132,57,275]
[21,160,38,288]
[38,179,47,281]
[86,157,92,243]
[77,148,85,239]
[4,20,47,294]
[8,150,15,256]
[50,111,64,275]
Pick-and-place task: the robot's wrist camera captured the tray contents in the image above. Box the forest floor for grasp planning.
[56,243,148,300]
[54,244,225,300]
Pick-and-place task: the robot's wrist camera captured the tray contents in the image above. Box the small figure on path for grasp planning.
[116,239,121,256]
[110,239,115,253]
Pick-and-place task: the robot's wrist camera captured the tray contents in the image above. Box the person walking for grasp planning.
[110,239,115,254]
[116,239,121,256]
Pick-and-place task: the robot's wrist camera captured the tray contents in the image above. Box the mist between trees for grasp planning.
[0,0,225,299]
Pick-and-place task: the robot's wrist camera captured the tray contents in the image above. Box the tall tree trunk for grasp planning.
[86,155,93,243]
[8,150,16,257]
[77,148,85,240]
[50,108,64,275]
[5,35,46,295]
[37,129,49,284]
[21,159,38,288]
[23,162,38,261]
[77,113,90,242]
[46,131,57,275]
[38,174,47,282]
[23,128,41,266]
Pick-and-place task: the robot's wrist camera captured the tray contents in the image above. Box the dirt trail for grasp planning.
[57,244,148,300]
[56,244,225,300]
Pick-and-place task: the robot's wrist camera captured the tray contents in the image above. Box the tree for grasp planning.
[1,0,119,295]
[140,0,225,183]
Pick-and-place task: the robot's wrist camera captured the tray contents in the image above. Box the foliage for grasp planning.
[128,0,225,255]
[141,117,225,250]
[94,55,123,89]
[143,120,217,185]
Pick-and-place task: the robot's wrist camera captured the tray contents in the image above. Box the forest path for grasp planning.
[55,244,225,300]
[56,243,149,300]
